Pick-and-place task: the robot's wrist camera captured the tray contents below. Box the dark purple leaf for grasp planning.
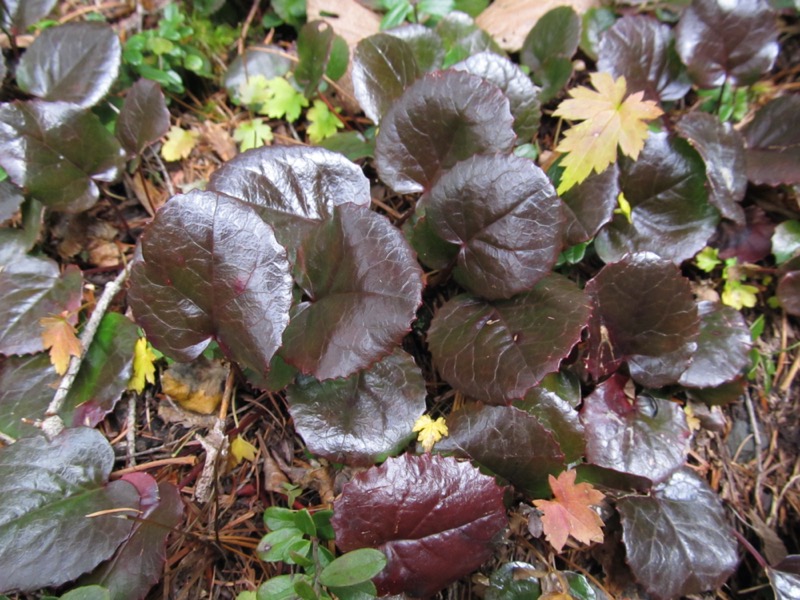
[676,112,747,225]
[116,79,170,156]
[742,95,800,186]
[0,180,24,222]
[67,313,138,428]
[580,374,690,483]
[128,190,293,377]
[1,0,56,34]
[208,145,370,248]
[0,100,125,212]
[295,20,336,98]
[597,15,690,103]
[352,33,420,124]
[0,251,82,356]
[575,464,652,494]
[678,301,751,388]
[0,428,139,592]
[428,274,590,404]
[286,350,426,466]
[280,204,423,380]
[16,22,120,108]
[385,24,444,72]
[585,253,699,388]
[374,70,516,194]
[435,403,565,496]
[452,52,541,142]
[768,555,800,600]
[223,45,292,102]
[714,204,775,262]
[514,385,585,464]
[520,6,580,103]
[595,131,719,265]
[777,269,800,316]
[675,0,779,88]
[82,475,184,600]
[618,469,739,599]
[560,164,618,246]
[421,153,563,300]
[331,453,507,598]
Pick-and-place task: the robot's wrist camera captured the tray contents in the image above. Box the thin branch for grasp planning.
[41,263,132,439]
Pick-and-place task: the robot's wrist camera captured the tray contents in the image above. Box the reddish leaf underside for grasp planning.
[331,453,507,598]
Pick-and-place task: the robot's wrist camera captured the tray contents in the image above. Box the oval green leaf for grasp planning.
[319,548,387,588]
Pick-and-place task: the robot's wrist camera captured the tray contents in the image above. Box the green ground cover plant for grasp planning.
[0,0,799,598]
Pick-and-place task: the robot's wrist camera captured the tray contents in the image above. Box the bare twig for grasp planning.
[743,388,765,516]
[41,263,132,439]
[126,393,138,468]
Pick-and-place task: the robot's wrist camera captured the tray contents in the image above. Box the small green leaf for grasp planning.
[695,247,721,272]
[258,575,309,600]
[258,77,309,122]
[293,509,316,537]
[319,548,387,588]
[293,578,319,600]
[327,36,350,81]
[264,507,298,531]
[59,586,111,600]
[327,580,378,600]
[313,509,335,540]
[306,100,344,143]
[257,528,305,562]
[233,118,273,152]
[772,220,800,265]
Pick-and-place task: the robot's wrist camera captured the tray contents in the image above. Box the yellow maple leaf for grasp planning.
[230,434,258,465]
[129,337,157,393]
[161,125,199,162]
[40,313,81,375]
[413,414,448,453]
[553,72,663,194]
[533,470,605,553]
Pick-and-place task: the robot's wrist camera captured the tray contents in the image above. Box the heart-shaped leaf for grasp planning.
[580,374,690,483]
[421,153,563,300]
[742,95,800,186]
[16,22,120,108]
[597,15,690,102]
[559,164,619,246]
[375,70,516,194]
[618,469,739,599]
[280,204,423,380]
[128,190,293,377]
[352,33,420,124]
[452,52,541,142]
[116,79,170,157]
[585,253,699,388]
[0,428,139,592]
[208,145,370,248]
[81,475,184,600]
[674,0,779,88]
[428,274,590,404]
[676,112,747,225]
[331,453,507,598]
[678,301,751,389]
[286,349,426,466]
[595,131,719,265]
[435,403,565,496]
[520,6,580,103]
[0,101,125,212]
[0,242,82,356]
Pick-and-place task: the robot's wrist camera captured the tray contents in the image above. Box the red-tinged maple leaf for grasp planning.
[553,72,663,194]
[533,470,606,553]
[40,313,82,375]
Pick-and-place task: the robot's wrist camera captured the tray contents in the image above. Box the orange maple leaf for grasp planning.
[40,313,81,375]
[533,470,606,553]
[553,72,663,194]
